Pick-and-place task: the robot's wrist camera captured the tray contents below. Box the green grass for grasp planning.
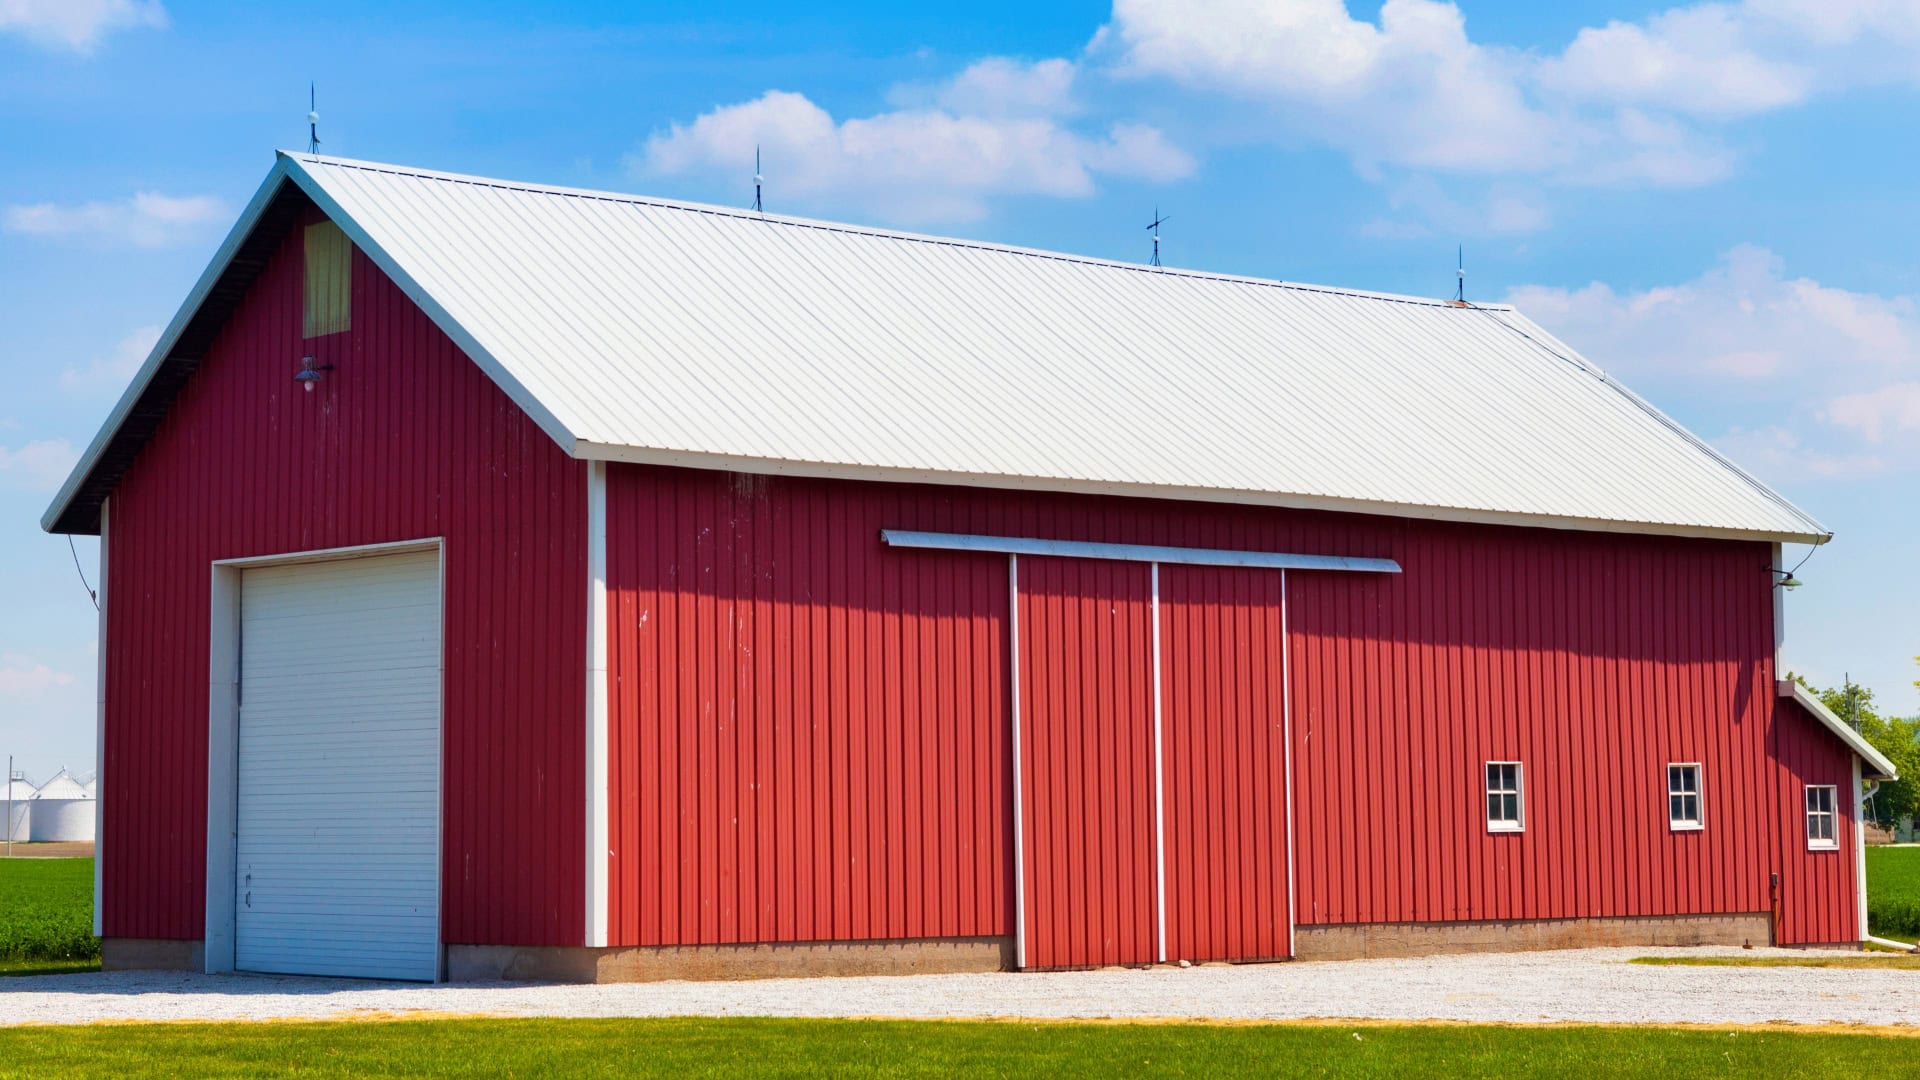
[1629,955,1920,969]
[0,956,99,977]
[0,1018,1916,1079]
[1867,846,1920,938]
[0,857,98,962]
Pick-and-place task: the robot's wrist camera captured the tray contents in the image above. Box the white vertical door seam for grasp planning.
[1008,553,1024,971]
[585,460,610,948]
[1150,561,1167,964]
[1281,569,1296,959]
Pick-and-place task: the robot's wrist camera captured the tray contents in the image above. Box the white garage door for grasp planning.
[235,549,441,981]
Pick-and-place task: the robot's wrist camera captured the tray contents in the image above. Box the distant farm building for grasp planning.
[43,153,1895,982]
[4,774,33,844]
[27,769,96,843]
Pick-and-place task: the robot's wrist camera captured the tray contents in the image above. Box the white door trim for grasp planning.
[203,537,445,979]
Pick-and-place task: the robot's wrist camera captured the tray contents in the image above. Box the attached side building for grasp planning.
[45,153,1895,980]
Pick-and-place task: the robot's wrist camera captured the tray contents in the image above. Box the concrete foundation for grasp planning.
[447,935,1015,983]
[102,937,205,972]
[1293,912,1773,960]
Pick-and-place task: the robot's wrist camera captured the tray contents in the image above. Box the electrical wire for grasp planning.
[67,534,97,611]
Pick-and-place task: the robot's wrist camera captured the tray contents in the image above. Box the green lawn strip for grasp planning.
[1867,847,1920,938]
[0,957,100,977]
[0,857,97,961]
[0,1018,1917,1079]
[1629,955,1920,969]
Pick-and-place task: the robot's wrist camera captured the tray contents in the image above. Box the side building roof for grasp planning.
[44,152,1828,543]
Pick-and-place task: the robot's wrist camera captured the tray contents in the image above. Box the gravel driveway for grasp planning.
[4,947,1916,1028]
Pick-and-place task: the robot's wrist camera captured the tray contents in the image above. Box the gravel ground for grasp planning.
[3,947,1916,1028]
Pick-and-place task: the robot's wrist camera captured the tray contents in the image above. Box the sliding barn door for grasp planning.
[1016,556,1157,969]
[1159,565,1293,962]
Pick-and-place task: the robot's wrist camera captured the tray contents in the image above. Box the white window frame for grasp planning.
[1805,784,1839,851]
[1485,761,1525,833]
[1667,763,1704,832]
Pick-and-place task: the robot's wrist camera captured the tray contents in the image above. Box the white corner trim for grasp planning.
[93,499,108,937]
[1778,679,1899,780]
[1854,755,1868,943]
[585,460,610,948]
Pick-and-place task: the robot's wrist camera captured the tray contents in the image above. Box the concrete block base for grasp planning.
[1293,912,1773,960]
[102,937,205,972]
[447,935,1014,984]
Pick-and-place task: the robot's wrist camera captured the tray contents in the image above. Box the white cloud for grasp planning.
[1101,0,1731,189]
[0,438,77,492]
[60,324,160,396]
[0,654,77,697]
[0,0,166,52]
[1826,382,1920,443]
[1543,0,1920,115]
[1539,6,1811,117]
[635,58,1193,224]
[4,191,225,248]
[891,56,1080,117]
[1713,426,1885,481]
[1360,176,1549,238]
[1508,246,1920,478]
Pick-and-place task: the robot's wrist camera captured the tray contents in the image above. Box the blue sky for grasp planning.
[1,0,1916,779]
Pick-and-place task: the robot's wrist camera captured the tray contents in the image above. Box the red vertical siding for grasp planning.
[1161,565,1291,962]
[1773,700,1860,945]
[606,466,1835,953]
[604,470,1011,946]
[1017,556,1156,969]
[104,217,585,946]
[1286,526,1780,928]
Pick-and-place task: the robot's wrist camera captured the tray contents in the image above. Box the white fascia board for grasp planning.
[1779,679,1899,780]
[40,158,301,534]
[576,441,1830,545]
[279,153,582,459]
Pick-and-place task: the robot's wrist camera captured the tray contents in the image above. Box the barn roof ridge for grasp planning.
[287,152,1507,313]
[42,152,1831,545]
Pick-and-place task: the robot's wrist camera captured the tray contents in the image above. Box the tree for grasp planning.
[1793,673,1920,827]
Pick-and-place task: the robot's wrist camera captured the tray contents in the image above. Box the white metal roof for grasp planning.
[44,152,1828,543]
[1779,679,1899,780]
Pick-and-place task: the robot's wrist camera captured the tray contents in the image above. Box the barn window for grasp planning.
[1806,785,1838,850]
[1485,762,1523,832]
[304,220,352,337]
[1668,764,1703,831]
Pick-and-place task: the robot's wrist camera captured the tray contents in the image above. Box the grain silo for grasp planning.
[28,769,95,843]
[4,773,33,844]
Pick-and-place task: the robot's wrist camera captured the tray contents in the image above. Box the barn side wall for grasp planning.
[1773,698,1861,945]
[104,215,586,947]
[604,464,1844,952]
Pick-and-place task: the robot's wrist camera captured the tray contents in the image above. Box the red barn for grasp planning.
[43,153,1896,982]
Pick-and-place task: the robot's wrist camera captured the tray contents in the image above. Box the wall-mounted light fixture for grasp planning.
[1769,568,1803,590]
[294,355,334,393]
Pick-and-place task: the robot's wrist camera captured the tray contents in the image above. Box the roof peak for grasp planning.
[280,150,1512,313]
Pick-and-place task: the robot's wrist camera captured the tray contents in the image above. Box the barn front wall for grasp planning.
[102,211,587,950]
[603,463,1867,965]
